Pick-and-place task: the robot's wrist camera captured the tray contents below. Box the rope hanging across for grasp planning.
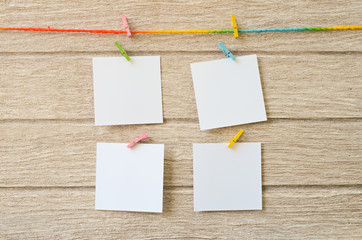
[0,26,361,35]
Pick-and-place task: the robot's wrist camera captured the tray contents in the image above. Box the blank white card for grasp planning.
[191,55,267,130]
[193,143,262,211]
[95,143,164,213]
[93,56,163,126]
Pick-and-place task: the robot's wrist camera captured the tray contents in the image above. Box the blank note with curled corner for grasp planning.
[191,55,267,130]
[193,143,262,211]
[95,143,164,213]
[93,56,163,126]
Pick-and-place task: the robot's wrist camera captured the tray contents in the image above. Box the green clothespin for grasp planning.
[115,41,130,61]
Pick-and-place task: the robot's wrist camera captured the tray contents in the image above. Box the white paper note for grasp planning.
[191,55,267,130]
[93,56,163,126]
[95,143,164,213]
[193,143,262,211]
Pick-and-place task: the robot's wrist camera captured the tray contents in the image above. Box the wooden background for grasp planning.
[0,1,361,239]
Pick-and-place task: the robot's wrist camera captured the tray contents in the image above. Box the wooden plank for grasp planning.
[0,54,361,120]
[0,120,360,187]
[0,0,361,52]
[1,1,360,239]
[0,187,361,239]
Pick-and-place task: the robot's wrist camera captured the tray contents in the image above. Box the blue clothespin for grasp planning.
[218,42,236,61]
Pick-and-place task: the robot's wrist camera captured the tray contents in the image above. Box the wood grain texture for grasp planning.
[1,187,361,240]
[0,120,360,187]
[1,54,361,120]
[0,0,361,52]
[0,0,361,239]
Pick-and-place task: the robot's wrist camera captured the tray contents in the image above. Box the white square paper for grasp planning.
[193,143,262,211]
[191,55,267,130]
[95,143,164,213]
[93,56,163,126]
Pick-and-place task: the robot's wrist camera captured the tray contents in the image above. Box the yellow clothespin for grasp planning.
[231,14,239,39]
[228,129,244,148]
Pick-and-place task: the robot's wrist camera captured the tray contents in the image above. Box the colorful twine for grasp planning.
[0,26,361,34]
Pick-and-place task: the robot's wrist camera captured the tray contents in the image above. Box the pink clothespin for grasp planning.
[127,133,148,148]
[121,15,132,37]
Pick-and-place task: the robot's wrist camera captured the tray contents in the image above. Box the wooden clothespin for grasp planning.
[121,15,132,37]
[218,42,236,61]
[115,41,130,61]
[127,133,149,148]
[231,14,239,39]
[228,129,244,148]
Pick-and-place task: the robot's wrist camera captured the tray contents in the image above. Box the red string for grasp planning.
[0,27,128,34]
